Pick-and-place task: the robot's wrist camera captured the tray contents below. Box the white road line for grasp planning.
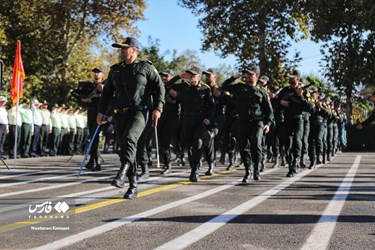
[32,181,241,250]
[301,155,361,250]
[0,174,115,198]
[0,172,185,215]
[154,166,317,250]
[32,168,278,250]
[0,169,61,180]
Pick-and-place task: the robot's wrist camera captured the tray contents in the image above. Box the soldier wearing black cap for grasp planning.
[277,69,313,177]
[308,90,330,168]
[201,68,225,175]
[81,65,105,171]
[168,65,215,182]
[97,37,165,199]
[157,69,181,175]
[221,65,274,183]
[257,75,274,171]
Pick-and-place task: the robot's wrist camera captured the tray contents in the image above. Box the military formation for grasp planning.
[0,97,95,160]
[1,37,350,201]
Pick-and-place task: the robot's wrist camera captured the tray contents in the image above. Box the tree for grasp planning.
[307,0,375,123]
[0,0,146,104]
[179,0,309,86]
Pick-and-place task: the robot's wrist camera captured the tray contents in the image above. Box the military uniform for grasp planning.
[19,102,33,158]
[171,70,215,182]
[99,37,165,199]
[157,70,181,175]
[30,100,43,157]
[74,109,85,154]
[39,102,50,156]
[308,98,330,168]
[219,86,240,170]
[277,73,313,177]
[222,68,274,182]
[49,105,61,156]
[8,105,22,158]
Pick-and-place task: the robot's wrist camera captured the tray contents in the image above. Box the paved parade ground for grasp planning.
[0,152,374,250]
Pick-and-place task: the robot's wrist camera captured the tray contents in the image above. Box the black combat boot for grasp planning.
[162,163,172,175]
[138,164,149,180]
[242,165,251,183]
[93,157,101,171]
[286,163,294,177]
[205,162,215,176]
[253,163,261,181]
[124,174,138,199]
[189,165,199,182]
[84,157,94,170]
[111,163,130,188]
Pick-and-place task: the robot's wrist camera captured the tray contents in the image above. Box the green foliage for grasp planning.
[0,0,146,104]
[306,0,375,123]
[179,0,309,86]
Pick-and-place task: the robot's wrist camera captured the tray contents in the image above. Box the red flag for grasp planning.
[11,40,25,105]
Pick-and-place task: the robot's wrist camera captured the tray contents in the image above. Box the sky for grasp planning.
[133,0,323,76]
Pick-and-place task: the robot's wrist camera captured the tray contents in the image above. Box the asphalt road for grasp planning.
[0,151,374,250]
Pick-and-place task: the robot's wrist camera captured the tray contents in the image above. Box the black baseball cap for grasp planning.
[92,66,104,73]
[112,37,140,49]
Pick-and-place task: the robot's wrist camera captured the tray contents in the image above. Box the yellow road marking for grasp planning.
[0,168,238,233]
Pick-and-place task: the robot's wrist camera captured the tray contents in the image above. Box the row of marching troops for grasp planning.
[79,37,350,200]
[115,66,348,183]
[0,97,115,160]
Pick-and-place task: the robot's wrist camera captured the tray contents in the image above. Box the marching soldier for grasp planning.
[277,69,312,177]
[97,37,165,199]
[308,90,329,168]
[257,75,274,171]
[82,66,105,170]
[221,65,274,183]
[169,66,215,182]
[202,68,225,175]
[157,69,181,175]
